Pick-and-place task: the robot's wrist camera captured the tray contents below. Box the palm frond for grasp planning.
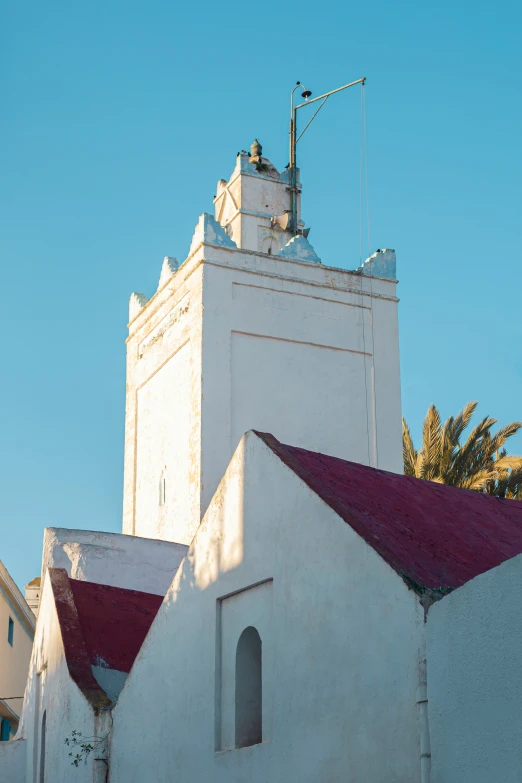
[402,401,522,501]
[450,401,478,445]
[420,405,442,480]
[487,422,522,455]
[402,418,418,477]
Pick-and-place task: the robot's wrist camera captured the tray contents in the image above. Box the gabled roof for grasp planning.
[256,433,522,593]
[69,578,162,673]
[50,569,162,708]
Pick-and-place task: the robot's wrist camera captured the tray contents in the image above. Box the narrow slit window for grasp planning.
[0,720,11,741]
[235,626,262,748]
[7,617,14,646]
[159,471,166,506]
[39,711,46,783]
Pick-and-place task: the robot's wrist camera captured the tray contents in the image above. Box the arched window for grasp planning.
[39,711,46,783]
[235,626,262,748]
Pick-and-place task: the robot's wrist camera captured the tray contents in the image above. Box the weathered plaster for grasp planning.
[157,256,179,290]
[189,213,237,256]
[360,248,396,279]
[42,528,187,595]
[129,292,149,321]
[279,233,321,264]
[0,738,26,782]
[91,666,127,703]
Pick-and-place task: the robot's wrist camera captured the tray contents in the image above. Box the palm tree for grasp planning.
[402,402,522,499]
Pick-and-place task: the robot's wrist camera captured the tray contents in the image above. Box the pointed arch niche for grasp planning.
[235,626,262,748]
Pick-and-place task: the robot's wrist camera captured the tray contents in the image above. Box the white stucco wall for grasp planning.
[16,573,106,783]
[111,431,424,783]
[427,553,522,783]
[42,528,187,595]
[0,739,26,783]
[200,254,402,522]
[134,341,192,541]
[122,259,203,544]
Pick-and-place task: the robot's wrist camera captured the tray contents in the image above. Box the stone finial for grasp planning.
[360,248,396,279]
[250,139,262,158]
[189,213,237,255]
[129,292,149,321]
[158,256,179,289]
[279,234,322,265]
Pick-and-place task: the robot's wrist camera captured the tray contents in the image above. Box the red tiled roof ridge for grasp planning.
[254,432,522,592]
[67,576,164,601]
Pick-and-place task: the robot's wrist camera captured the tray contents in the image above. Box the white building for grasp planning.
[1,140,521,783]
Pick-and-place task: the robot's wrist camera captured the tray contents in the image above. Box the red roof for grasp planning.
[69,578,163,673]
[256,432,522,592]
[50,569,162,707]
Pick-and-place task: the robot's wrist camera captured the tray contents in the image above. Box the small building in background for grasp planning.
[0,562,36,741]
[23,578,41,618]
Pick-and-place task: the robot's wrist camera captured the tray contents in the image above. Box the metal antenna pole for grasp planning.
[288,77,366,236]
[289,82,306,239]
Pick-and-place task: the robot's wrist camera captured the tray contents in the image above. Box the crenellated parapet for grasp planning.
[359,248,397,280]
[158,256,180,290]
[129,292,149,322]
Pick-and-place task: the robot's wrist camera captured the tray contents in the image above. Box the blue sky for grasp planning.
[2,0,521,589]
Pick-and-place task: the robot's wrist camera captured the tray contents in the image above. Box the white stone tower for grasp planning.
[122,140,402,544]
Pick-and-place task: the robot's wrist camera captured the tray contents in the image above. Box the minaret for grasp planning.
[122,141,402,544]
